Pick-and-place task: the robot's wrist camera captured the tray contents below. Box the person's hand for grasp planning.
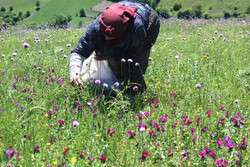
[70,77,83,86]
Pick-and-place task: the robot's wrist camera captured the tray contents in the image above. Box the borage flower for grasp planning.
[215,158,228,167]
[216,138,223,148]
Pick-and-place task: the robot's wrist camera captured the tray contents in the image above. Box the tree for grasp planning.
[36,1,40,11]
[25,11,31,18]
[1,7,6,12]
[192,2,203,18]
[79,9,86,17]
[9,6,13,11]
[19,12,23,18]
[247,5,250,14]
[150,0,157,10]
[49,14,68,26]
[223,10,231,19]
[156,7,170,18]
[36,1,40,8]
[13,16,20,22]
[173,2,181,11]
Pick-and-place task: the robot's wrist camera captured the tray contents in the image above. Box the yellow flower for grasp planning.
[44,124,48,126]
[146,128,150,131]
[45,114,49,117]
[47,143,51,146]
[52,161,57,165]
[96,134,100,137]
[71,157,77,164]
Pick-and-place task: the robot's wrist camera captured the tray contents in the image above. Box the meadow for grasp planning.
[0,17,249,166]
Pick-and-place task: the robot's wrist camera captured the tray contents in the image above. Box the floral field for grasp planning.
[0,18,249,166]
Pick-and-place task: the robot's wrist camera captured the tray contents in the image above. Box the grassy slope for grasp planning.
[158,0,249,18]
[18,0,102,25]
[0,0,51,16]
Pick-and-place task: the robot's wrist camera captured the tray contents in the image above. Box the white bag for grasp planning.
[80,54,114,83]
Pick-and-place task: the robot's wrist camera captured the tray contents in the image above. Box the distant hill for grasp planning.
[0,0,249,27]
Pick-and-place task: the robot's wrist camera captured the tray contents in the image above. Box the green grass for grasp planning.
[0,18,249,166]
[158,0,249,18]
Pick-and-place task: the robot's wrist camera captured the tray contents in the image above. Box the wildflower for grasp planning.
[103,83,108,88]
[215,158,228,167]
[133,86,138,92]
[95,80,101,85]
[190,128,195,134]
[72,120,79,126]
[63,148,69,155]
[161,126,166,132]
[202,126,207,132]
[58,120,64,125]
[206,110,211,117]
[0,110,3,115]
[88,156,95,163]
[128,59,133,63]
[139,126,146,132]
[114,82,119,87]
[209,151,217,157]
[154,103,159,108]
[135,62,139,66]
[172,122,178,128]
[238,137,247,150]
[226,141,234,150]
[23,43,30,48]
[117,114,121,119]
[220,106,224,110]
[21,107,26,112]
[34,145,40,153]
[127,130,136,137]
[80,152,85,158]
[5,148,15,158]
[71,157,76,164]
[192,135,197,141]
[107,129,115,135]
[144,112,149,118]
[140,151,150,160]
[180,150,189,156]
[216,138,223,148]
[121,58,126,63]
[148,131,156,136]
[137,113,143,120]
[225,111,229,117]
[12,82,18,87]
[100,154,106,163]
[224,136,231,143]
[199,151,207,158]
[195,83,201,88]
[167,150,173,156]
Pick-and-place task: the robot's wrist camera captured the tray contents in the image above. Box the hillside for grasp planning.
[0,0,249,26]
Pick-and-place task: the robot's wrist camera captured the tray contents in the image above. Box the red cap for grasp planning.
[99,3,138,38]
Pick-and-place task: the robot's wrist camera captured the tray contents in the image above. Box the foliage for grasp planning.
[49,13,70,26]
[9,6,13,11]
[1,6,6,12]
[150,0,157,10]
[223,10,231,19]
[177,9,193,19]
[25,11,31,18]
[247,5,250,14]
[192,2,203,18]
[173,2,182,11]
[79,9,86,17]
[156,6,170,18]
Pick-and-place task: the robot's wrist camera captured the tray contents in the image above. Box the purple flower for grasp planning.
[21,107,26,112]
[209,151,217,157]
[23,43,30,48]
[195,83,201,88]
[121,58,126,63]
[216,138,223,148]
[114,82,119,87]
[127,130,135,137]
[128,59,133,63]
[199,151,207,158]
[95,80,101,85]
[72,120,79,126]
[225,111,229,117]
[190,128,195,134]
[226,141,234,149]
[215,158,228,167]
[192,135,197,141]
[34,145,40,153]
[103,83,108,88]
[196,118,201,125]
[12,82,18,87]
[133,86,138,92]
[224,136,231,143]
[137,113,143,120]
[202,126,207,132]
[0,110,3,115]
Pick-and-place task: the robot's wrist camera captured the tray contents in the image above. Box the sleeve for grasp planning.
[70,19,99,79]
[131,17,147,50]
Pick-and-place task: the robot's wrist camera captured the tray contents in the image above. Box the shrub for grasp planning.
[13,16,20,22]
[177,9,193,19]
[19,12,23,18]
[9,6,13,11]
[209,6,212,10]
[156,7,170,18]
[1,7,6,12]
[204,13,211,19]
[192,2,203,18]
[247,5,250,14]
[25,11,31,18]
[150,0,157,10]
[67,15,72,22]
[173,2,182,11]
[223,10,231,19]
[79,9,86,17]
[49,14,68,26]
[232,12,240,18]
